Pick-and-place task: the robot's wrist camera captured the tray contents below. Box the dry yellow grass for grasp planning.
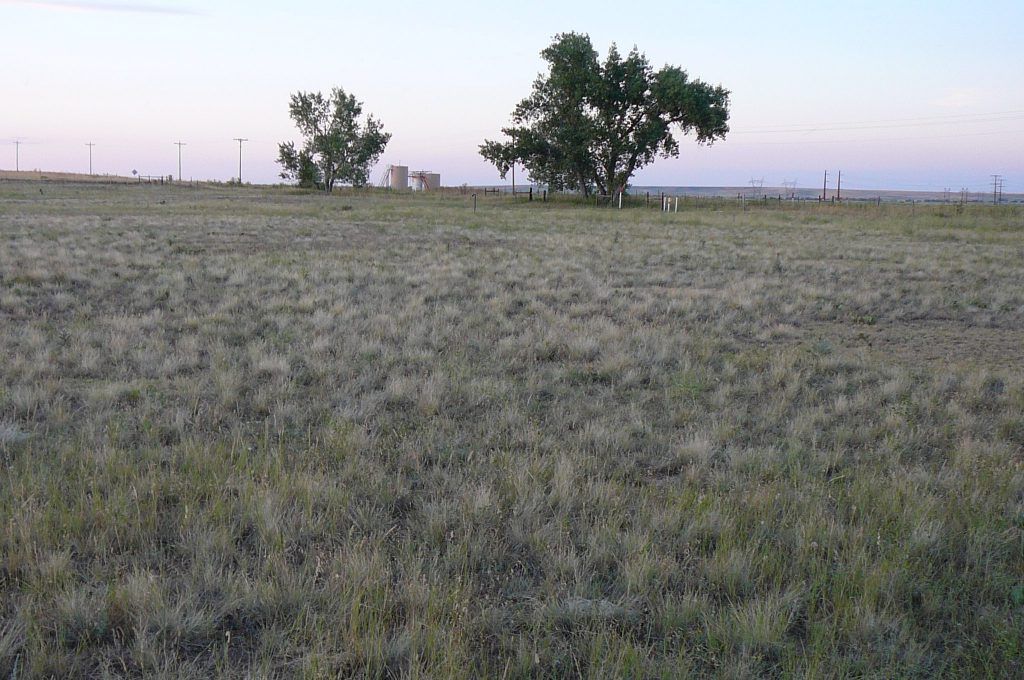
[1,183,1022,677]
[0,171,138,184]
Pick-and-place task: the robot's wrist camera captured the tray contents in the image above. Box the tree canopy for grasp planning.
[278,88,390,192]
[480,33,730,197]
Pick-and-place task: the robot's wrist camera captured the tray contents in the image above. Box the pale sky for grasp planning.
[3,0,1023,192]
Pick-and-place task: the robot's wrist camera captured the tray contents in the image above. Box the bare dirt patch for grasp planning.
[803,320,1024,372]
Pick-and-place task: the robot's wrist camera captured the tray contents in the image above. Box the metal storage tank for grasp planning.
[425,173,441,190]
[389,165,408,190]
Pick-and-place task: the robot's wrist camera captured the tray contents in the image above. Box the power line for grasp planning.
[723,127,1022,147]
[747,177,763,197]
[174,141,186,181]
[732,109,1024,135]
[752,109,1024,128]
[233,138,248,183]
[834,172,1009,191]
[991,175,1005,204]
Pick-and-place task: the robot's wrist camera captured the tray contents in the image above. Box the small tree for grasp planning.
[480,33,730,197]
[278,87,390,192]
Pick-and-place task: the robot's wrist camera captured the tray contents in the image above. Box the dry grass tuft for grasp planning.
[1,183,1022,676]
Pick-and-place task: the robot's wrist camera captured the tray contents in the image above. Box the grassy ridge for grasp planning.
[1,184,1022,677]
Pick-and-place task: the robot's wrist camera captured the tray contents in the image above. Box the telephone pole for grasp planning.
[85,142,95,175]
[836,171,842,202]
[821,170,828,201]
[174,141,186,182]
[233,137,248,183]
[14,140,21,172]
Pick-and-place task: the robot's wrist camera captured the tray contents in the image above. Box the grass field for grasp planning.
[1,182,1022,677]
[0,171,138,184]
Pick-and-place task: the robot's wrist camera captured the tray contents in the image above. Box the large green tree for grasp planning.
[480,33,730,197]
[278,87,390,192]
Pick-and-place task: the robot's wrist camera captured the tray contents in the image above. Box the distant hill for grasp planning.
[633,186,1023,204]
[472,183,1022,204]
[0,170,138,183]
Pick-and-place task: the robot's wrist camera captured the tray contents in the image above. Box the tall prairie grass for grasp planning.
[1,183,1021,677]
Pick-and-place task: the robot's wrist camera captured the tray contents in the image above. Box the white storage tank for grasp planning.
[389,165,408,190]
[410,170,429,191]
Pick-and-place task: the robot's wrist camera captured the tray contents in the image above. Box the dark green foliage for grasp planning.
[277,144,321,190]
[480,32,730,196]
[278,88,390,192]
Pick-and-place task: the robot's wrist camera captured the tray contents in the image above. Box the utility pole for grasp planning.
[511,162,515,198]
[174,141,186,182]
[836,171,842,202]
[86,142,95,175]
[14,140,21,172]
[748,177,764,198]
[233,137,248,183]
[821,170,828,202]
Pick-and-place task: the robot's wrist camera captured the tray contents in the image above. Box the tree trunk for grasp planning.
[604,161,618,199]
